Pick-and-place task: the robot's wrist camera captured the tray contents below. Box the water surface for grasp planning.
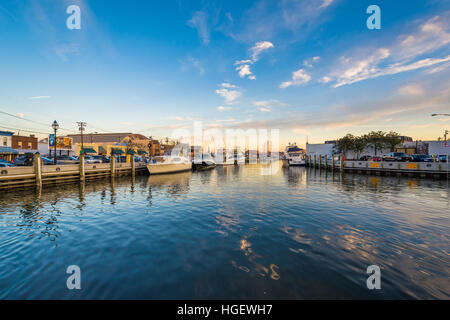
[0,163,449,299]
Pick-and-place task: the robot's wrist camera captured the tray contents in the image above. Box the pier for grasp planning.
[0,154,147,190]
[305,155,449,179]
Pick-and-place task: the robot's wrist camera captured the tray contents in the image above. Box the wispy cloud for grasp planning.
[54,43,80,62]
[234,41,273,80]
[280,68,311,88]
[303,56,320,68]
[217,105,231,111]
[187,11,210,45]
[29,96,51,100]
[180,57,205,75]
[324,15,450,87]
[398,83,424,96]
[215,83,242,104]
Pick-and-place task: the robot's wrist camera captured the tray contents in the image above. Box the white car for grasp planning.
[84,156,101,164]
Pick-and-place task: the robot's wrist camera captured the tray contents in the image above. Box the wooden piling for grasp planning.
[79,154,85,181]
[111,155,116,177]
[34,153,42,187]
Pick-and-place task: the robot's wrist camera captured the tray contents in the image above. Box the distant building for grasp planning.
[67,132,151,156]
[398,136,413,142]
[0,131,18,161]
[12,134,38,154]
[426,140,450,156]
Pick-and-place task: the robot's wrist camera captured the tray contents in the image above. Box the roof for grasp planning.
[67,133,133,144]
[0,146,18,154]
[0,131,14,137]
[80,148,96,154]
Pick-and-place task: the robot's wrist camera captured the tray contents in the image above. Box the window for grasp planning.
[28,142,32,149]
[18,141,22,148]
[2,137,6,146]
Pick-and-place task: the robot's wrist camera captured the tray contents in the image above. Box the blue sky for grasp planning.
[0,0,449,147]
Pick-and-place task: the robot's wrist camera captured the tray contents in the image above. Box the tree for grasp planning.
[335,134,355,158]
[352,135,367,159]
[366,131,386,155]
[385,131,402,152]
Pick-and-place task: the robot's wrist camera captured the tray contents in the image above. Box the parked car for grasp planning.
[410,154,433,162]
[0,163,15,167]
[12,156,27,166]
[0,158,11,164]
[84,156,102,164]
[382,152,411,162]
[41,157,58,165]
[371,156,382,162]
[438,155,448,162]
[56,155,79,164]
[91,155,106,163]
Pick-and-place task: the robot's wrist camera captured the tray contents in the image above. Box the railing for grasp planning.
[0,154,148,190]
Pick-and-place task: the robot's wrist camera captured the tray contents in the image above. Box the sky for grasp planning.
[0,0,449,148]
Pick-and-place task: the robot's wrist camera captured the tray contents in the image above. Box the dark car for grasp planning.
[383,152,411,162]
[359,155,371,161]
[438,155,448,162]
[56,155,79,164]
[0,163,15,167]
[410,154,433,162]
[41,157,57,165]
[12,156,27,166]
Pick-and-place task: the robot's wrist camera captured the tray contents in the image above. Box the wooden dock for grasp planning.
[0,154,148,190]
[305,155,449,179]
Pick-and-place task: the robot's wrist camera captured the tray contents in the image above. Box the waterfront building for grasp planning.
[12,134,38,155]
[0,131,18,161]
[67,132,153,156]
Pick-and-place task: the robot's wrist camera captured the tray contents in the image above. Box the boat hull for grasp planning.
[147,163,192,175]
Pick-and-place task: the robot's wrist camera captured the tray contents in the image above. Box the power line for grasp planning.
[0,110,77,133]
[0,124,50,135]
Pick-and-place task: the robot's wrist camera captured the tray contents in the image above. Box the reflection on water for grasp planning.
[0,163,448,299]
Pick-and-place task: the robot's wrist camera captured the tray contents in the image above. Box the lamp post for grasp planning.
[52,120,59,165]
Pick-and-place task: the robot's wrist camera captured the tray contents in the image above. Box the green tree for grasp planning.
[335,134,355,157]
[352,135,367,159]
[366,131,386,156]
[385,131,402,152]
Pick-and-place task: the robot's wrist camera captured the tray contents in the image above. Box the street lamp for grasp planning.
[52,120,59,165]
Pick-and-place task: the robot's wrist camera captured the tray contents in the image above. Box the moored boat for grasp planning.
[147,156,192,175]
[283,143,306,166]
[192,153,216,171]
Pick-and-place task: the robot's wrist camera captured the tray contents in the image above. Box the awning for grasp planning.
[111,148,124,155]
[138,149,147,155]
[0,147,19,155]
[127,150,136,155]
[98,146,107,153]
[80,148,96,155]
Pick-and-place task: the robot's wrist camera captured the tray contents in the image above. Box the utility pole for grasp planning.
[77,122,87,152]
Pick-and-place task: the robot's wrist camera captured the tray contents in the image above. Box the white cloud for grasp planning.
[180,57,205,75]
[249,41,274,62]
[221,83,237,88]
[303,56,320,67]
[398,83,424,96]
[259,107,271,112]
[187,11,210,45]
[236,64,254,79]
[324,15,450,87]
[280,68,311,88]
[217,105,231,111]
[319,0,334,9]
[215,83,242,105]
[319,76,331,83]
[234,41,274,80]
[29,96,51,99]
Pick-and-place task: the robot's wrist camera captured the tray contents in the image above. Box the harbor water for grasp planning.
[0,162,449,299]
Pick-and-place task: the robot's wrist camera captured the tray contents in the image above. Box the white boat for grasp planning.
[213,151,234,166]
[147,156,192,175]
[282,143,306,167]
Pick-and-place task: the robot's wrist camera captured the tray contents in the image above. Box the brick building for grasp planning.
[12,134,38,154]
